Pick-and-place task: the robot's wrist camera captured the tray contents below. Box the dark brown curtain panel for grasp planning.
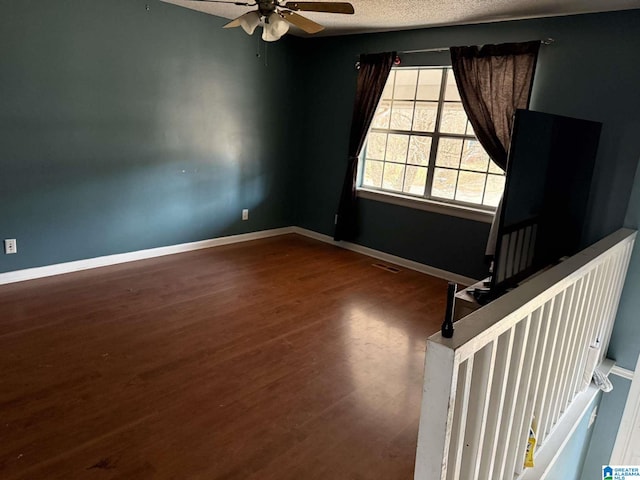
[450,41,540,258]
[450,41,540,171]
[334,51,396,241]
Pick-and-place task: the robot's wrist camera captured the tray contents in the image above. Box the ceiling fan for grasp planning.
[189,0,355,41]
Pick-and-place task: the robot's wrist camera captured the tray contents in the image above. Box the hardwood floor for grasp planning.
[0,234,447,479]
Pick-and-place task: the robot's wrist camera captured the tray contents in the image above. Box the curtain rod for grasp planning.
[400,38,555,55]
[355,38,554,69]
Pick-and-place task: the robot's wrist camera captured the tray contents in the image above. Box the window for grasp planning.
[359,67,505,210]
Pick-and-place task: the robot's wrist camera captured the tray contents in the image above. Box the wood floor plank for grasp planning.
[0,234,447,479]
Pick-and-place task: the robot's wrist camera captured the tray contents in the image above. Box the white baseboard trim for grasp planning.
[292,227,478,286]
[611,365,635,381]
[0,227,295,286]
[611,354,640,463]
[0,226,477,287]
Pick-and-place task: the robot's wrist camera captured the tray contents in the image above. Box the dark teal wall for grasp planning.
[0,0,297,273]
[594,37,640,463]
[584,10,640,468]
[3,4,638,282]
[610,180,640,370]
[293,10,640,279]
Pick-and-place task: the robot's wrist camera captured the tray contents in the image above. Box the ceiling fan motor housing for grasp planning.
[258,0,277,17]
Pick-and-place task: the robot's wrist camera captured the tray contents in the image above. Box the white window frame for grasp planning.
[356,66,502,224]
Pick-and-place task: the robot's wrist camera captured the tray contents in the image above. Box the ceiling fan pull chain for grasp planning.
[255,36,268,67]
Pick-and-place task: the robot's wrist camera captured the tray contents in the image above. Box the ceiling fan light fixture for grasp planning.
[238,11,261,35]
[262,12,289,42]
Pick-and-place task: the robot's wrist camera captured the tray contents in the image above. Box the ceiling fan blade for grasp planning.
[283,2,354,14]
[281,11,325,34]
[188,0,255,5]
[224,10,262,33]
[223,15,243,28]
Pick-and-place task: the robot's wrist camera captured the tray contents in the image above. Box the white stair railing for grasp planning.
[415,228,636,480]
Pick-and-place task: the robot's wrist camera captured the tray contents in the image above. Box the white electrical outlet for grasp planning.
[4,239,17,254]
[242,209,249,221]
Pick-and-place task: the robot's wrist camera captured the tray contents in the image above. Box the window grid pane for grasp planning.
[432,167,458,200]
[363,160,384,188]
[382,163,405,191]
[371,100,391,129]
[361,66,504,209]
[440,102,467,134]
[386,134,410,163]
[403,165,429,195]
[408,136,432,166]
[455,171,487,204]
[390,101,415,131]
[444,69,462,101]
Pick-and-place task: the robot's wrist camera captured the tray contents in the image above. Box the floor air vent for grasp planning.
[372,263,401,273]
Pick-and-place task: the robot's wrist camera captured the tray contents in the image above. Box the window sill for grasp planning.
[356,188,495,224]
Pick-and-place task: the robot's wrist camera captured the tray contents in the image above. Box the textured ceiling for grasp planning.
[160,0,640,36]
